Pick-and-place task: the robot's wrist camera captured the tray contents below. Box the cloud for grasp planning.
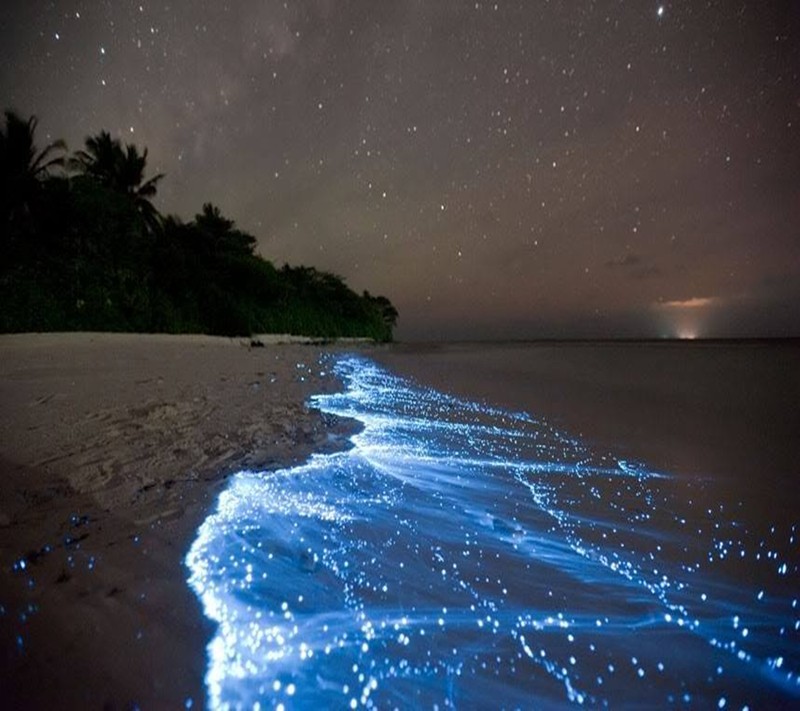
[605,253,642,268]
[630,265,662,280]
[605,253,661,280]
[656,296,721,309]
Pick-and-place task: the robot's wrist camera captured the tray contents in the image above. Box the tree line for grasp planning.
[0,110,398,341]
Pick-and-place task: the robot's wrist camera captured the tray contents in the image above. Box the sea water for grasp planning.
[186,355,798,709]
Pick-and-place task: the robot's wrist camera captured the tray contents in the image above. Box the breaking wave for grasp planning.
[186,355,798,708]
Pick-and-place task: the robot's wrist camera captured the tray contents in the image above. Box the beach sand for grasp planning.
[0,333,355,709]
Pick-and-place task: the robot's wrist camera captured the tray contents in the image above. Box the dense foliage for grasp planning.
[0,110,397,341]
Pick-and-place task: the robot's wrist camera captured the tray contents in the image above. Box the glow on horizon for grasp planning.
[657,296,720,310]
[653,295,721,339]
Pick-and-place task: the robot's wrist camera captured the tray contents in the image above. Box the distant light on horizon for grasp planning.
[670,317,703,340]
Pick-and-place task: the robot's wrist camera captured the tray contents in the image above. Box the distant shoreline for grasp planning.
[4,331,797,347]
[0,331,379,346]
[384,335,800,349]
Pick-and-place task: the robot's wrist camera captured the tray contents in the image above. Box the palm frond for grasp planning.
[138,173,164,198]
[31,139,67,176]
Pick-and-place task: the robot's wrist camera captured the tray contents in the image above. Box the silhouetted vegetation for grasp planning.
[0,110,397,341]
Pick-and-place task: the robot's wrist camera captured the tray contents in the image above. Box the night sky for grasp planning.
[2,2,798,340]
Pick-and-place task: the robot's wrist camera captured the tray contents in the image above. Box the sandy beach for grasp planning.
[0,333,356,709]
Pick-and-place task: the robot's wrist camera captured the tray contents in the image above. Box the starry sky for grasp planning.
[2,1,798,340]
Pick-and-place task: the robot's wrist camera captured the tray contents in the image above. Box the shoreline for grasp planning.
[3,335,797,706]
[163,344,800,708]
[0,333,359,709]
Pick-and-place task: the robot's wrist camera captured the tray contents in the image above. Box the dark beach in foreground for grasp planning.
[1,335,798,708]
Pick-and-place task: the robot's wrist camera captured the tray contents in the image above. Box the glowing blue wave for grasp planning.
[186,355,799,709]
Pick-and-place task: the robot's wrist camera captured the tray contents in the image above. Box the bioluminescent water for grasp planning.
[186,356,798,709]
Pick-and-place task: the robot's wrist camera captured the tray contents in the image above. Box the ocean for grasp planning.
[186,342,799,709]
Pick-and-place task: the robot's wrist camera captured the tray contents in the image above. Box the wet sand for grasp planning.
[0,333,355,709]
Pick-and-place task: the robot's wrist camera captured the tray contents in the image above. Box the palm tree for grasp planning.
[194,203,256,255]
[70,130,118,186]
[118,142,164,235]
[72,131,164,233]
[195,202,235,237]
[363,290,399,329]
[1,110,66,226]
